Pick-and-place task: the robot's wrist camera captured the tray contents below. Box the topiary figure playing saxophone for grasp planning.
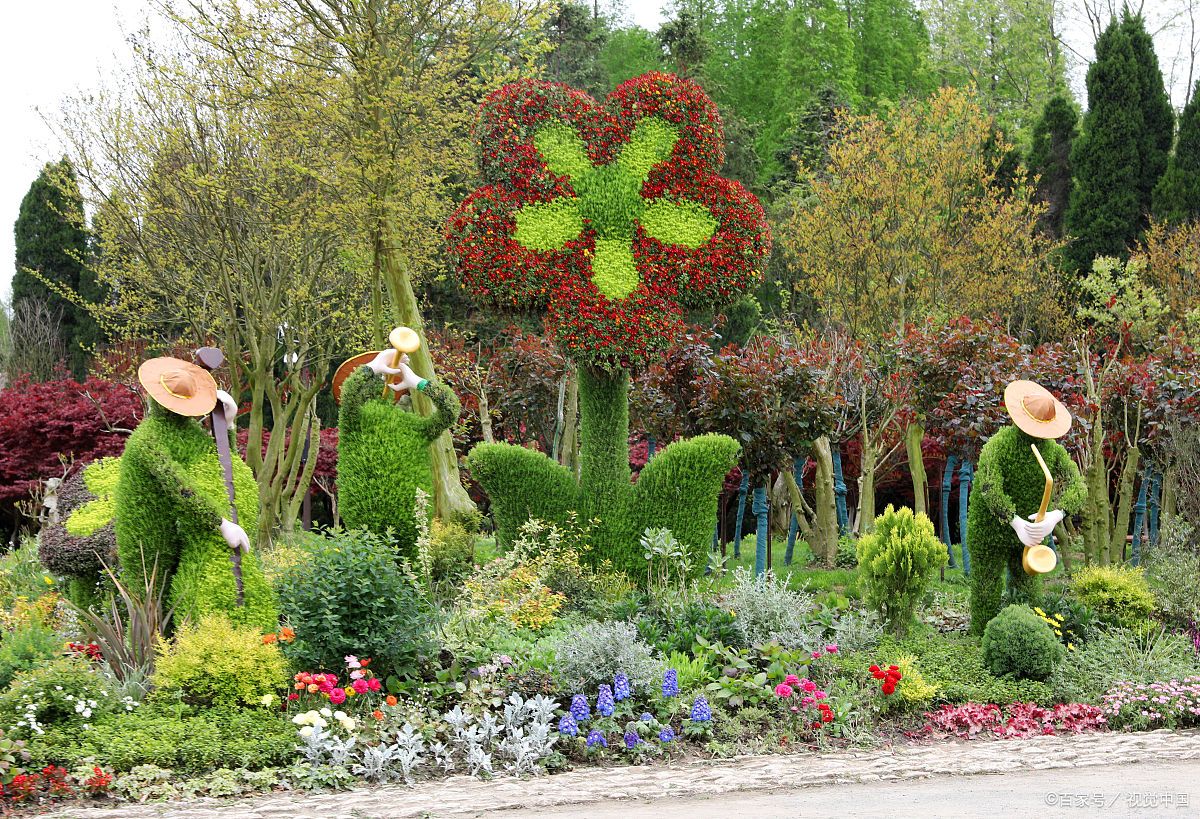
[967,380,1086,634]
[114,357,276,630]
[336,343,461,560]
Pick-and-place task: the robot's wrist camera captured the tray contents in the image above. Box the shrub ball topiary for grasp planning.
[276,528,434,678]
[981,604,1066,681]
[1070,564,1156,629]
[856,505,947,636]
[152,613,288,709]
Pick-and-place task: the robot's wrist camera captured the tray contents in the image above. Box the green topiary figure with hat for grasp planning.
[967,379,1086,634]
[113,356,276,630]
[334,327,461,559]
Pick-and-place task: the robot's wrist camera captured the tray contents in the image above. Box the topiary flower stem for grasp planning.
[577,367,634,563]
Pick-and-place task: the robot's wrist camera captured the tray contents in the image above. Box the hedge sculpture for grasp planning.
[446,72,771,579]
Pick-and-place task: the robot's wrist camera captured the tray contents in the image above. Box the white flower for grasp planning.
[260,694,275,707]
[298,725,315,739]
[319,707,333,718]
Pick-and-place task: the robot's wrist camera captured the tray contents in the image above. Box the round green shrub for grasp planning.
[981,604,1066,681]
[0,658,116,738]
[277,528,434,677]
[856,506,946,635]
[152,613,287,709]
[1070,564,1155,629]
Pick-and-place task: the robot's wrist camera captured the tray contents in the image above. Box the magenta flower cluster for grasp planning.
[1102,676,1200,729]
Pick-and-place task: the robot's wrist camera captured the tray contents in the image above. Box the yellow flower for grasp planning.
[42,576,54,586]
[1034,607,1045,616]
[1067,643,1075,651]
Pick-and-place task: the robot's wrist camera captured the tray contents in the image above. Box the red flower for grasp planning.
[882,682,896,696]
[446,72,770,370]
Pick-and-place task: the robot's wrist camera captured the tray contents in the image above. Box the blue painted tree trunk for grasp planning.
[832,445,849,535]
[753,483,769,576]
[785,457,802,565]
[1148,469,1162,548]
[941,454,959,567]
[647,435,656,458]
[958,459,974,575]
[732,470,749,559]
[1131,470,1150,566]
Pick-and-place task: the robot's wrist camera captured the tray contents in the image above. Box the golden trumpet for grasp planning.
[1023,443,1058,575]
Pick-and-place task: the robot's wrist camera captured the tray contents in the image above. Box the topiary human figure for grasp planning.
[336,349,460,559]
[114,358,276,630]
[967,380,1086,634]
[446,73,770,580]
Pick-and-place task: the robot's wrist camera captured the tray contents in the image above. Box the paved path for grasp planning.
[43,729,1200,819]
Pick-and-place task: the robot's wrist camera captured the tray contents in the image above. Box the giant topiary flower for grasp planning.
[446,72,770,371]
[447,74,770,580]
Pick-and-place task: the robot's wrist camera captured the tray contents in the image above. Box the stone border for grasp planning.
[44,729,1200,818]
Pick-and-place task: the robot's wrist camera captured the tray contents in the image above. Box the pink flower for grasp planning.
[350,670,365,680]
[811,650,822,659]
[801,679,817,693]
[775,683,794,699]
[367,678,382,692]
[328,688,347,705]
[345,655,361,669]
[801,696,815,707]
[287,693,299,701]
[784,674,801,686]
[825,644,839,654]
[352,678,369,695]
[814,690,827,700]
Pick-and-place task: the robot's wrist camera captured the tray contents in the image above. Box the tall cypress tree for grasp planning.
[12,159,91,378]
[1122,12,1174,232]
[1028,94,1078,238]
[1153,80,1200,224]
[1065,20,1144,271]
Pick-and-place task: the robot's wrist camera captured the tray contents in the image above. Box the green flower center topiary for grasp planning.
[512,118,719,300]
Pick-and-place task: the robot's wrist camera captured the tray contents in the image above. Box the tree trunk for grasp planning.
[753,482,770,575]
[941,454,959,567]
[732,470,749,558]
[1161,466,1178,530]
[1108,446,1139,564]
[478,387,494,443]
[810,436,839,566]
[958,459,973,575]
[378,226,476,520]
[904,421,928,517]
[857,437,878,534]
[831,444,849,535]
[1131,467,1149,566]
[559,366,579,476]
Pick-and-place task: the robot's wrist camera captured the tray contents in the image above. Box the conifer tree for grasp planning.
[1153,80,1200,224]
[12,159,90,378]
[1064,19,1144,271]
[1122,12,1173,231]
[1028,94,1078,238]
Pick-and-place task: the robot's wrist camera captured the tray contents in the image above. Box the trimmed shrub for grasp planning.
[428,518,475,585]
[276,528,433,678]
[982,604,1066,681]
[856,506,946,635]
[152,613,287,709]
[38,458,119,579]
[1070,564,1155,629]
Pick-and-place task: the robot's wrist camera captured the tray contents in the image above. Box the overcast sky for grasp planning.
[0,0,1191,304]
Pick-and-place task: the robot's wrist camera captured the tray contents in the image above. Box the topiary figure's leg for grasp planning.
[968,539,1005,635]
[632,433,739,579]
[466,443,578,548]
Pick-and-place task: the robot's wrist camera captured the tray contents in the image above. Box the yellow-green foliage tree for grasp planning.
[781,86,1062,516]
[54,9,373,545]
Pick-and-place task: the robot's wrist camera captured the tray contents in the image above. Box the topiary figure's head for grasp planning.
[446,72,771,371]
[38,457,120,578]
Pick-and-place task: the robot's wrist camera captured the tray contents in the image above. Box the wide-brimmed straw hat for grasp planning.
[138,357,218,417]
[1004,379,1072,440]
[332,352,403,404]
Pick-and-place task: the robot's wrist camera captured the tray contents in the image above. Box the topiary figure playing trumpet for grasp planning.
[967,380,1087,633]
[445,72,771,579]
[334,327,461,560]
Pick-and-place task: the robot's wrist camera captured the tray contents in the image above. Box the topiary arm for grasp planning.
[122,433,225,529]
[415,379,461,444]
[974,446,1017,524]
[1046,441,1087,515]
[466,443,578,549]
[339,366,379,438]
[631,433,740,579]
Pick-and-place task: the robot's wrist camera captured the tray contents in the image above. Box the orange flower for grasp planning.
[261,633,278,645]
[372,710,384,721]
[294,682,305,690]
[360,658,371,668]
[279,627,296,643]
[307,683,319,694]
[386,695,398,707]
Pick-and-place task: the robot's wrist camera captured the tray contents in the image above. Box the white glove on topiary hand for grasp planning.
[385,354,425,394]
[214,389,238,428]
[1009,510,1064,547]
[366,349,403,377]
[220,518,251,554]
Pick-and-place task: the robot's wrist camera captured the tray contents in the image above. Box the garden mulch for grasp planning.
[41,728,1200,819]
